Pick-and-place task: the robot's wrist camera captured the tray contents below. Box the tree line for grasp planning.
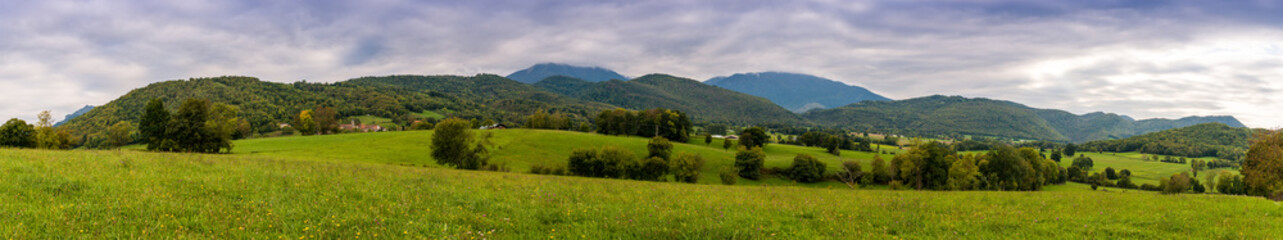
[594,108,692,142]
[1,111,75,149]
[139,98,249,153]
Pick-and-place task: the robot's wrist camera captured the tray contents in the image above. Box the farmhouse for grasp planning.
[339,119,385,132]
[480,123,507,130]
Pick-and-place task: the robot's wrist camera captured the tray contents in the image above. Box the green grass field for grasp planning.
[233,129,906,187]
[3,148,1280,238]
[1066,152,1235,185]
[959,150,1240,186]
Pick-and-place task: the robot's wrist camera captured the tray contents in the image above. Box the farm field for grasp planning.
[1066,152,1236,185]
[2,148,1280,238]
[959,150,1240,186]
[233,129,906,187]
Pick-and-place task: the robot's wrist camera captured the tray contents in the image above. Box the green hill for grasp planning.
[1081,123,1260,159]
[803,95,1069,141]
[4,146,1281,238]
[804,95,1246,143]
[534,74,807,125]
[60,75,612,138]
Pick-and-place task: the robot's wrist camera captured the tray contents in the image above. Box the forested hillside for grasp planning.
[1081,123,1260,159]
[803,95,1069,141]
[804,95,1246,142]
[534,74,807,126]
[705,72,889,113]
[61,75,613,138]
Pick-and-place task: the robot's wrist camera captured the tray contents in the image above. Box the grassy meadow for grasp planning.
[233,129,906,188]
[2,148,1281,238]
[958,149,1240,186]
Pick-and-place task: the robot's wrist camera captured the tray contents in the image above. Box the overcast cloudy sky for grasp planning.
[3,0,1282,127]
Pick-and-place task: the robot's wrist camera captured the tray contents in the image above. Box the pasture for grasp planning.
[2,148,1280,238]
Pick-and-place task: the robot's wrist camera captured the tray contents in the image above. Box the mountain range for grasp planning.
[53,105,95,127]
[705,72,890,113]
[58,63,1246,144]
[803,95,1245,143]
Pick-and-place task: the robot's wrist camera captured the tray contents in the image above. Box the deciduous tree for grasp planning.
[1243,131,1283,200]
[431,118,489,169]
[0,119,35,148]
[670,153,704,183]
[106,121,134,149]
[735,146,765,180]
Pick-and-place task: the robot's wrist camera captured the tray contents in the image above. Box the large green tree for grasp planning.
[647,136,673,161]
[312,107,338,134]
[670,152,704,183]
[983,145,1036,191]
[1243,131,1283,200]
[788,154,826,183]
[870,154,891,184]
[0,119,35,148]
[106,121,134,149]
[949,154,983,190]
[140,98,170,150]
[293,110,317,136]
[739,127,768,149]
[169,99,219,153]
[431,118,490,170]
[734,146,765,180]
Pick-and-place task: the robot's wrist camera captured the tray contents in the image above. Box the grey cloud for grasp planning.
[3,0,1283,127]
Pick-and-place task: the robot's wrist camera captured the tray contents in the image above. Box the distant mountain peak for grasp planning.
[53,105,95,127]
[506,63,628,84]
[706,72,890,113]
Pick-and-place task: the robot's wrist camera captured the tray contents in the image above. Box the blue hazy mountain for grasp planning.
[506,63,628,84]
[705,72,890,113]
[54,105,95,127]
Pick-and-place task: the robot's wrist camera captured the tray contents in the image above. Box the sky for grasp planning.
[2,0,1282,128]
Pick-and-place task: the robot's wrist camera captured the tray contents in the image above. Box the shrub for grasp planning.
[719,167,738,185]
[530,164,568,175]
[1104,167,1118,180]
[1161,172,1192,194]
[787,154,827,183]
[597,146,633,179]
[734,147,766,180]
[1218,174,1249,195]
[566,146,633,179]
[567,148,599,177]
[647,136,673,160]
[1115,175,1137,189]
[1071,155,1094,171]
[411,121,434,130]
[870,155,891,184]
[479,163,510,172]
[670,153,704,183]
[889,180,905,190]
[627,156,669,181]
